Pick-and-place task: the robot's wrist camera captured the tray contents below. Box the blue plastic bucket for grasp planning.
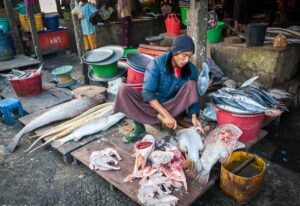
[43,13,59,30]
[0,33,14,61]
[0,18,10,33]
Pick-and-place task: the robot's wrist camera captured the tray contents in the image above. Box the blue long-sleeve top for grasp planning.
[142,51,200,117]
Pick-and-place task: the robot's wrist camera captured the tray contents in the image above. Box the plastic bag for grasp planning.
[197,62,210,96]
[203,104,217,121]
[107,78,123,95]
[207,10,218,30]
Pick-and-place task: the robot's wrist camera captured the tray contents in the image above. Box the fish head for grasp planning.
[187,148,200,163]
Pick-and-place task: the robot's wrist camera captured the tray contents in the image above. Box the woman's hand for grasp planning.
[192,114,205,134]
[164,115,177,129]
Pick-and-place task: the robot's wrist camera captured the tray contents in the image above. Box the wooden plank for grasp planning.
[138,44,170,51]
[71,125,218,206]
[70,0,84,59]
[1,87,73,114]
[0,55,40,71]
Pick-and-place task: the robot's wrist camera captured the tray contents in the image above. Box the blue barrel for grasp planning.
[0,33,14,61]
[43,13,59,30]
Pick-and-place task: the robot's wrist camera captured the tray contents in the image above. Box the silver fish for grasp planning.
[52,112,125,148]
[0,95,105,154]
[240,76,259,88]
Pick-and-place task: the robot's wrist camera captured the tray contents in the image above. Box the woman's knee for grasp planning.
[118,84,132,96]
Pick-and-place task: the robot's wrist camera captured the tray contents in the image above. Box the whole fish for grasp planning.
[52,112,125,148]
[0,95,105,154]
[244,86,280,107]
[212,96,252,114]
[268,89,292,99]
[196,124,244,185]
[177,127,204,172]
[239,89,268,107]
[240,76,259,88]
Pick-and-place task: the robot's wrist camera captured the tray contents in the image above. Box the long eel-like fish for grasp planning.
[0,95,105,154]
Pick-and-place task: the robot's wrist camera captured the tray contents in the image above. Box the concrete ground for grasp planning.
[0,53,300,206]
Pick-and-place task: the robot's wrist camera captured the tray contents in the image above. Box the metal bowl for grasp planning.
[126,52,153,70]
[82,48,114,63]
[145,35,163,42]
[82,45,124,66]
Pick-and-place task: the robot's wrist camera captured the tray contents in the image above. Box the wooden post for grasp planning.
[4,0,24,55]
[70,0,84,59]
[55,0,63,18]
[187,0,208,71]
[28,0,43,61]
[70,0,88,84]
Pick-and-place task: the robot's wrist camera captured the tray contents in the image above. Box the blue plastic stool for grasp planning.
[0,98,25,125]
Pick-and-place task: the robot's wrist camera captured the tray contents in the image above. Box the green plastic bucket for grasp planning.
[180,6,189,26]
[16,2,26,15]
[91,62,118,78]
[0,18,10,33]
[207,21,224,44]
[122,48,138,59]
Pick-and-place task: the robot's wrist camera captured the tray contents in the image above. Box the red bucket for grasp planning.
[127,64,145,85]
[9,69,42,97]
[214,106,265,143]
[126,83,143,93]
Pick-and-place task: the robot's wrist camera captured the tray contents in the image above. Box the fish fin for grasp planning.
[0,140,18,154]
[73,135,82,142]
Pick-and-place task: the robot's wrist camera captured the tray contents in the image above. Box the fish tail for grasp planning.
[0,141,18,154]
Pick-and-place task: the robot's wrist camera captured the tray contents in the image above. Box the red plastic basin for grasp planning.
[9,69,42,97]
[214,106,265,143]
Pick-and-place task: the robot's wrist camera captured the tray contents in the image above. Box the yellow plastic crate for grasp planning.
[19,13,43,32]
